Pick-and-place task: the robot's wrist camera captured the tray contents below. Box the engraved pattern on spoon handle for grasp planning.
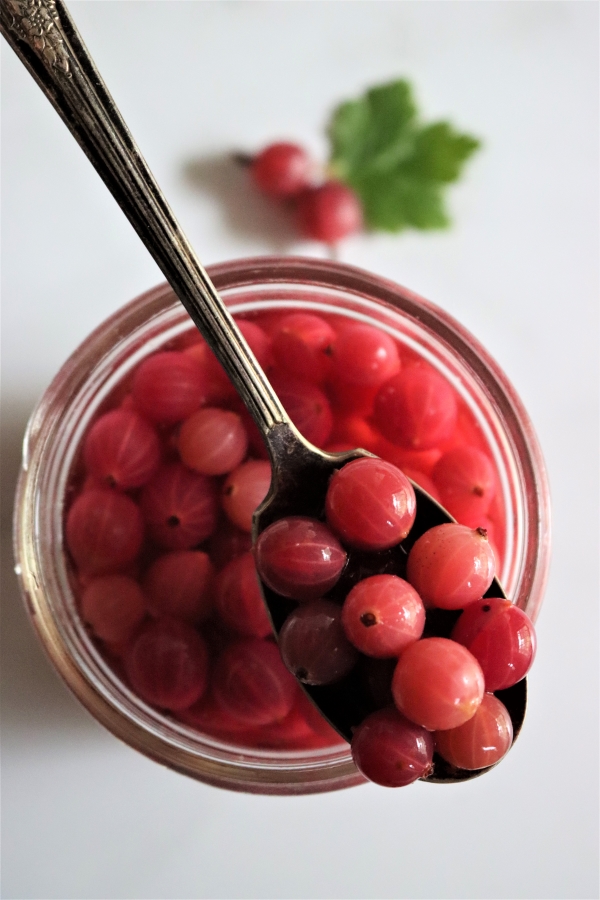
[1,0,290,435]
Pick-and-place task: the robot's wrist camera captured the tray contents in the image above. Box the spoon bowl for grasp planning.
[254,423,526,782]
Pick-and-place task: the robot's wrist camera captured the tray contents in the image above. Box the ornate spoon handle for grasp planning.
[1,0,289,435]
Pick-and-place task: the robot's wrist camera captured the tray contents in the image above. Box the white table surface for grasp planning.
[2,3,598,898]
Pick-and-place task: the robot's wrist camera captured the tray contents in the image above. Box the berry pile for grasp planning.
[63,307,533,778]
[256,482,536,786]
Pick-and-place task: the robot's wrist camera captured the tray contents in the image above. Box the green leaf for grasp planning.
[402,122,481,183]
[327,99,371,179]
[361,81,418,171]
[328,79,417,180]
[355,172,450,232]
[326,79,481,233]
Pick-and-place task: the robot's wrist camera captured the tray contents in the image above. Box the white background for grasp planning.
[2,2,598,898]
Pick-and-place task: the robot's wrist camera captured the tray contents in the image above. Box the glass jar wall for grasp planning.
[14,257,550,794]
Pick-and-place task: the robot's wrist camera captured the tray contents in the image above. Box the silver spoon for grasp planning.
[2,0,525,782]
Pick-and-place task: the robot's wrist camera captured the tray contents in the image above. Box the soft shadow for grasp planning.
[1,402,99,736]
[182,152,299,252]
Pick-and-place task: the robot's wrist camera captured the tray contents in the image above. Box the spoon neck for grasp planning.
[172,263,290,434]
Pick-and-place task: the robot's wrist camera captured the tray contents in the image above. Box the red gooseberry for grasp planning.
[254,516,347,602]
[392,637,485,731]
[351,707,434,787]
[434,693,513,770]
[325,457,416,551]
[406,523,496,610]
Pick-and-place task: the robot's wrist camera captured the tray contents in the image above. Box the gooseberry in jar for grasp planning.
[432,446,496,526]
[329,322,400,389]
[66,488,144,575]
[83,408,161,490]
[207,520,253,570]
[211,637,297,726]
[221,459,271,532]
[131,351,206,424]
[124,618,209,711]
[236,319,273,371]
[183,339,234,405]
[214,552,272,638]
[80,574,146,644]
[399,466,441,503]
[143,550,213,624]
[178,408,248,476]
[271,312,335,383]
[374,366,457,450]
[269,373,333,448]
[140,463,219,550]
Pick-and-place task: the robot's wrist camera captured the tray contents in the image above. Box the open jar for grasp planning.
[13,256,550,795]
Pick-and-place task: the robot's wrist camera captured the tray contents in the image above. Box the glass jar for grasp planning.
[13,256,550,795]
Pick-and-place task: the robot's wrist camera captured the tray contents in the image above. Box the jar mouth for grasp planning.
[14,256,551,794]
